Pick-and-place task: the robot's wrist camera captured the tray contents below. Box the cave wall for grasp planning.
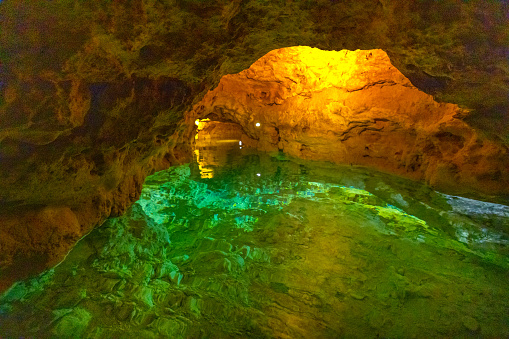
[0,0,508,290]
[188,47,509,198]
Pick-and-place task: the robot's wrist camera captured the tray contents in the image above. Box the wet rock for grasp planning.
[169,271,183,286]
[133,285,155,308]
[154,317,185,336]
[462,315,479,332]
[247,248,271,263]
[51,308,73,323]
[188,297,202,318]
[171,255,190,265]
[136,330,159,339]
[270,282,290,294]
[132,262,154,283]
[154,261,180,280]
[166,290,185,309]
[116,302,135,321]
[218,258,232,273]
[53,288,87,308]
[97,277,121,294]
[51,307,91,338]
[366,310,385,329]
[349,291,366,300]
[150,279,172,305]
[131,309,157,327]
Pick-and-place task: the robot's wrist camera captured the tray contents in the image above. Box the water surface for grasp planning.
[1,146,508,338]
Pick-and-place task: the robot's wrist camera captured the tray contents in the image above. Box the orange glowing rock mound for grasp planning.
[189,47,509,198]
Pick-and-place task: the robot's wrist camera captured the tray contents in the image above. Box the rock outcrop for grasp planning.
[188,47,509,198]
[0,0,508,291]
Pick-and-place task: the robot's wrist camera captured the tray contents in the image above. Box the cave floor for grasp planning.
[1,146,509,338]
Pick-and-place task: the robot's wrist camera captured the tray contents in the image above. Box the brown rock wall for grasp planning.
[0,206,81,291]
[188,47,509,197]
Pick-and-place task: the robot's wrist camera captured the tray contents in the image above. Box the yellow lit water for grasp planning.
[1,146,508,338]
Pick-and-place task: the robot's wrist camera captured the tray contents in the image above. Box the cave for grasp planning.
[1,1,509,338]
[189,47,509,197]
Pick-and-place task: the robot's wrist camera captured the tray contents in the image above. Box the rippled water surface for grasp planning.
[1,146,509,338]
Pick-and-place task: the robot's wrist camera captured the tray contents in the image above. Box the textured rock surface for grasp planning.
[0,0,508,290]
[189,47,509,198]
[0,206,82,291]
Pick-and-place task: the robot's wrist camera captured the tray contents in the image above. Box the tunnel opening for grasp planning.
[193,117,263,178]
[187,46,509,198]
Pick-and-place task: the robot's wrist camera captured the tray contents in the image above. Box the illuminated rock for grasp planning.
[189,47,509,197]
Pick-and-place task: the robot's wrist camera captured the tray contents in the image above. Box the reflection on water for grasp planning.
[1,144,509,338]
[194,143,241,179]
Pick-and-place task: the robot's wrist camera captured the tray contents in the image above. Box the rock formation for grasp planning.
[0,0,508,291]
[188,47,509,198]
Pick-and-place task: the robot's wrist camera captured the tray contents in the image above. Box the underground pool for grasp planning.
[1,145,508,338]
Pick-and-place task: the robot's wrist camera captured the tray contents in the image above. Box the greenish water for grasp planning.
[1,147,509,338]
